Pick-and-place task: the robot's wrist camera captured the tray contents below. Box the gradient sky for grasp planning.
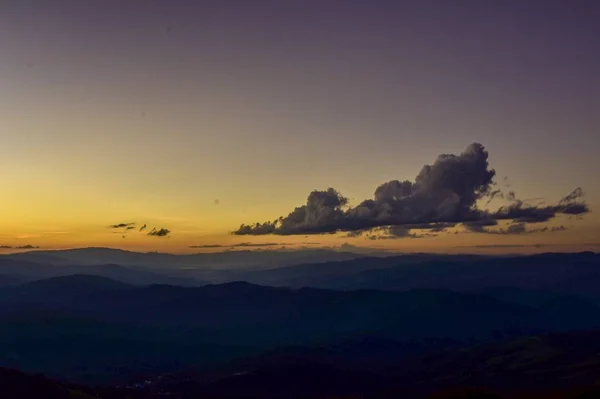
[1,0,598,253]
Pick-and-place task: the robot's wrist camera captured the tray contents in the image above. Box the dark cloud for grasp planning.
[106,222,171,237]
[344,230,368,238]
[233,242,281,248]
[369,226,435,240]
[459,239,589,250]
[147,228,171,237]
[505,223,527,235]
[467,223,568,235]
[233,144,589,236]
[15,245,40,249]
[458,244,553,249]
[0,245,13,249]
[190,242,285,249]
[490,189,587,224]
[463,218,499,232]
[109,223,136,229]
[339,243,358,251]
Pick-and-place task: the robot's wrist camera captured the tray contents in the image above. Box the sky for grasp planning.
[0,0,598,254]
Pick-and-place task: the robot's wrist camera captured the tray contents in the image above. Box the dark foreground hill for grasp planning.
[141,330,600,398]
[0,367,145,399]
[4,330,600,398]
[2,275,600,384]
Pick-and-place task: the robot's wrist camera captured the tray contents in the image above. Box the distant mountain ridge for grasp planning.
[1,247,370,269]
[222,251,600,295]
[0,258,205,286]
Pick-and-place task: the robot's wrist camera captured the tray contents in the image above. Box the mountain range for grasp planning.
[1,249,600,397]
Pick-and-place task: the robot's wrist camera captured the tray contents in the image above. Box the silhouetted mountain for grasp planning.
[6,251,599,299]
[0,275,132,306]
[0,367,147,399]
[2,247,368,270]
[5,329,600,399]
[0,274,27,287]
[231,252,600,297]
[0,367,96,399]
[0,258,204,286]
[145,330,600,398]
[2,278,600,384]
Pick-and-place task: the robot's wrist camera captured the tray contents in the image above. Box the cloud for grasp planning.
[232,242,282,248]
[106,222,172,237]
[504,223,527,234]
[458,244,553,249]
[189,242,285,249]
[147,228,171,237]
[344,230,368,238]
[366,226,435,240]
[469,223,568,235]
[459,239,592,250]
[463,218,499,232]
[0,245,41,249]
[109,223,136,229]
[490,189,587,224]
[233,143,589,236]
[339,243,358,251]
[214,199,220,205]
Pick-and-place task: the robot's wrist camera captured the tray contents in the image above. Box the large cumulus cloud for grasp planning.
[233,143,589,236]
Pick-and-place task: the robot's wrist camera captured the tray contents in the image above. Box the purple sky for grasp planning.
[0,0,598,252]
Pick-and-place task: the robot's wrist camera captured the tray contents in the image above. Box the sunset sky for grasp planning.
[1,1,598,253]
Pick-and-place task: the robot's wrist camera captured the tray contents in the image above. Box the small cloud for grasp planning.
[147,228,171,237]
[468,223,568,235]
[463,219,499,233]
[232,242,282,248]
[364,226,435,240]
[189,242,285,249]
[505,223,527,234]
[339,243,358,251]
[343,230,367,238]
[214,199,220,205]
[109,223,136,229]
[139,224,147,232]
[0,245,13,249]
[16,234,41,239]
[457,244,552,249]
[15,245,40,249]
[125,226,136,230]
